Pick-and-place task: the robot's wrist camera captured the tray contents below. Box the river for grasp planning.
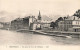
[0,29,80,46]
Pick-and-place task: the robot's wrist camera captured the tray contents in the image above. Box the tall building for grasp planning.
[37,11,41,22]
[30,11,52,30]
[30,11,42,30]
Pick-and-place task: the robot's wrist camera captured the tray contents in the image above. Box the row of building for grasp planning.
[58,16,80,32]
[9,11,52,30]
[1,10,80,32]
[0,22,10,29]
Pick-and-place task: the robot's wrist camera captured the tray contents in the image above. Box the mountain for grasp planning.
[0,11,21,22]
[0,11,65,22]
[41,15,52,21]
[49,15,65,21]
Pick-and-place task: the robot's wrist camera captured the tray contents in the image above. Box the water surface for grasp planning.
[0,30,80,46]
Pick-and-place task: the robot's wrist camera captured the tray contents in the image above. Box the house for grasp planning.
[0,22,10,30]
[10,16,37,30]
[10,11,52,30]
[0,22,3,28]
[30,11,42,30]
[41,15,52,28]
[30,11,52,30]
[58,21,65,31]
[58,16,80,32]
[72,16,80,32]
[30,22,41,30]
[10,17,23,30]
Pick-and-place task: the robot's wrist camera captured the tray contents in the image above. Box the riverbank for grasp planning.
[3,28,80,38]
[29,30,80,38]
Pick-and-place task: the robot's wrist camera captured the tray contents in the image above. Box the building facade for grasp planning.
[58,16,80,32]
[30,11,42,30]
[0,22,3,28]
[10,16,37,30]
[10,11,52,30]
[72,20,80,32]
[31,11,52,30]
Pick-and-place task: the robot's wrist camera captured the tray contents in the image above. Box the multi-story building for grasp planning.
[31,11,52,30]
[10,11,52,30]
[72,17,80,32]
[10,16,37,30]
[58,16,80,32]
[30,11,42,30]
[40,15,52,28]
[58,21,65,31]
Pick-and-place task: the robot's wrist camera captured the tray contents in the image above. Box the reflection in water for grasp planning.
[0,30,80,45]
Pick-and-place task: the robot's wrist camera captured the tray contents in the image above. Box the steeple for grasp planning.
[38,11,41,20]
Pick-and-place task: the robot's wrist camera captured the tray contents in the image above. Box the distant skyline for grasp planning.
[0,0,80,22]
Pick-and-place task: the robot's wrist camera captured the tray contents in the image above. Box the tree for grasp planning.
[50,17,63,28]
[50,22,56,28]
[73,9,80,18]
[55,17,63,27]
[57,17,64,21]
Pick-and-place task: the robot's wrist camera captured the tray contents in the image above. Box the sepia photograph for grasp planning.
[0,0,80,50]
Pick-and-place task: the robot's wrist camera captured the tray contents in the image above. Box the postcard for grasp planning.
[0,0,80,50]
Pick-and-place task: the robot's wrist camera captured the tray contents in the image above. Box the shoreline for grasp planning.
[1,29,80,38]
[29,30,80,38]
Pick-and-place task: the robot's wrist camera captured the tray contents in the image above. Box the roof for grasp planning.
[65,16,80,20]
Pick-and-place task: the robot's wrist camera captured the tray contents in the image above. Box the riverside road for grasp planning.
[0,29,80,45]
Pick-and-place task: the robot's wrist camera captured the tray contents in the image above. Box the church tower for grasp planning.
[38,11,41,22]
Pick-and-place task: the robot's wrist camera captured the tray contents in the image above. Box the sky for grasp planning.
[0,0,80,22]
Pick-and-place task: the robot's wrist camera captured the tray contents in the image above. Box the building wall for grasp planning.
[10,17,29,30]
[72,20,80,25]
[23,17,29,29]
[2,23,10,30]
[58,19,80,32]
[11,19,24,30]
[33,24,37,30]
[10,16,37,30]
[41,20,51,23]
[41,23,50,28]
[29,16,37,27]
[30,23,41,30]
[73,28,80,32]
[64,20,72,31]
[58,21,64,31]
[72,20,80,32]
[58,20,73,31]
[0,24,3,28]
